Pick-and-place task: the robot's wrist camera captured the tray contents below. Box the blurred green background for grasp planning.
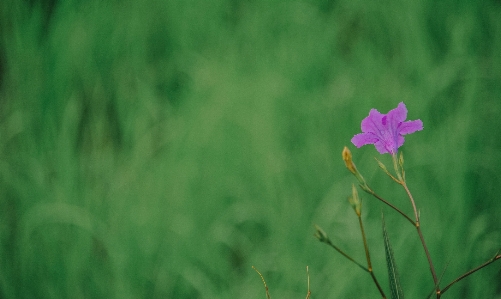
[1,0,500,298]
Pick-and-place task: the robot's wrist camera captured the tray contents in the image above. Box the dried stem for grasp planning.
[305,266,311,299]
[252,266,271,299]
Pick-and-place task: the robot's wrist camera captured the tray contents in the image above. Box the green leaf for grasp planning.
[382,214,405,299]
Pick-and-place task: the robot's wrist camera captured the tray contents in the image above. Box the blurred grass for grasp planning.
[1,0,501,298]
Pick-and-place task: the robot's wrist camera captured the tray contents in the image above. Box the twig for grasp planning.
[440,250,501,296]
[358,214,387,298]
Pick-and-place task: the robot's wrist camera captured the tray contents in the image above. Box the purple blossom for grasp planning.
[351,102,423,155]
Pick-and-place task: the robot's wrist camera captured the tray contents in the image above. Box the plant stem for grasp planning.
[440,250,501,296]
[401,181,419,222]
[324,239,368,272]
[367,189,415,226]
[358,214,386,298]
[416,220,439,287]
[401,181,439,289]
[391,154,439,294]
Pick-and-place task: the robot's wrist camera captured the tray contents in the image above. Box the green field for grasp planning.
[1,0,500,298]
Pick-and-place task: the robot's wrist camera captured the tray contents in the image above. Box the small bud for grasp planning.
[342,146,357,175]
[314,224,330,243]
[376,158,389,173]
[348,184,362,216]
[342,146,372,193]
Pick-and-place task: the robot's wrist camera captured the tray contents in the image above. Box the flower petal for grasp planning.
[399,120,423,135]
[386,102,408,124]
[374,140,391,154]
[396,135,405,148]
[385,102,407,137]
[361,109,385,133]
[351,133,378,148]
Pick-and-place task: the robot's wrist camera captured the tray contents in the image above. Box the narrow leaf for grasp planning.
[382,214,405,299]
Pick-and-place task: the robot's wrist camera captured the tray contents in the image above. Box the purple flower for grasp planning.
[351,102,423,155]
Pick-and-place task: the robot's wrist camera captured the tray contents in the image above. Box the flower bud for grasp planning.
[342,146,357,175]
[342,147,371,193]
[314,224,330,243]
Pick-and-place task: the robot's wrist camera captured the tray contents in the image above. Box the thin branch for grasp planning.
[440,250,501,296]
[416,221,439,288]
[394,152,439,290]
[401,182,419,226]
[367,189,415,226]
[358,215,387,299]
[400,180,439,292]
[324,239,368,272]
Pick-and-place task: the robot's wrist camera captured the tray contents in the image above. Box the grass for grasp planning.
[0,0,501,298]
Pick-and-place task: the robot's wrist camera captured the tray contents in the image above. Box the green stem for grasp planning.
[367,189,415,226]
[324,239,368,272]
[401,181,438,287]
[416,220,439,289]
[394,153,439,293]
[440,251,501,296]
[401,181,419,224]
[358,215,386,299]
